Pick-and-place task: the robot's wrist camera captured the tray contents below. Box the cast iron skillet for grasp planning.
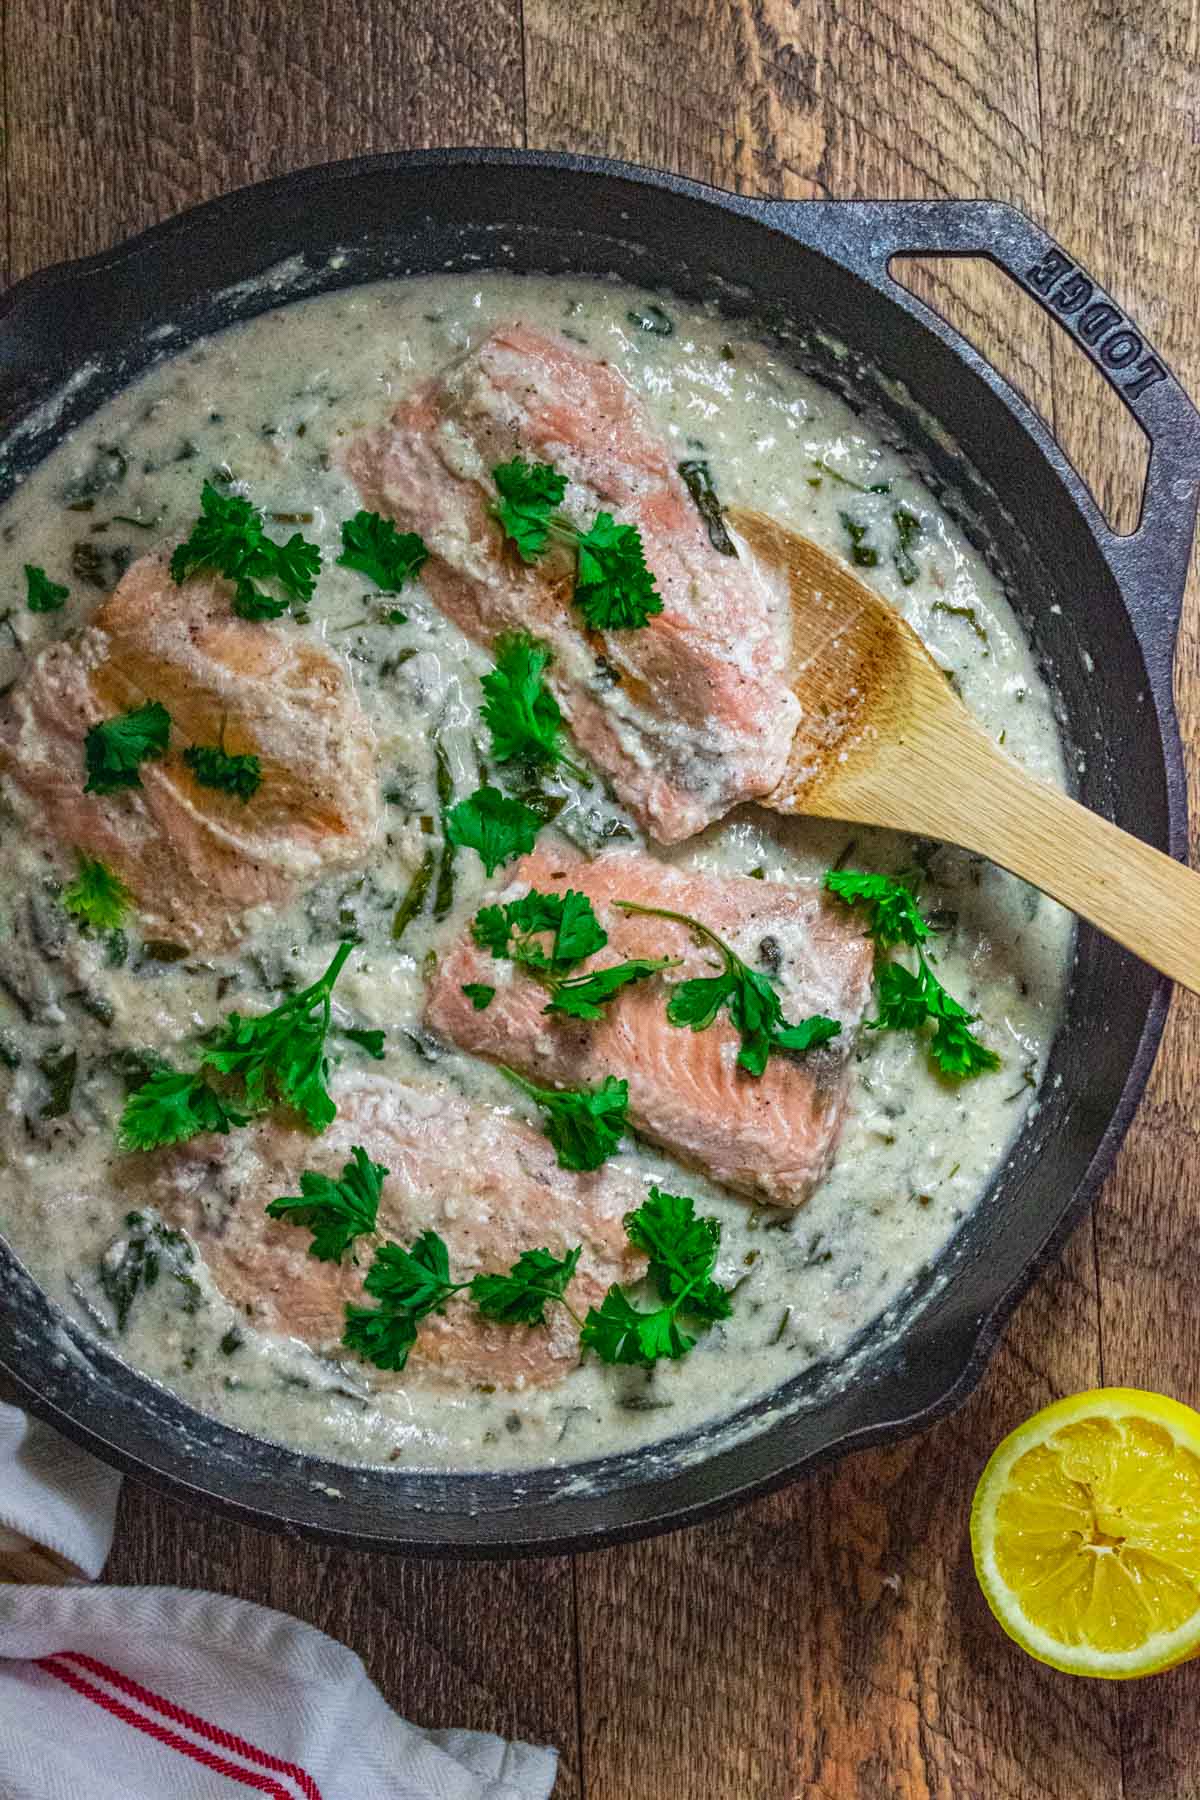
[0,150,1197,1556]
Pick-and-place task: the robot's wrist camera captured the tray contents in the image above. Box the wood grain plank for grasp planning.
[527,1,1129,1794]
[1038,0,1200,1791]
[4,0,524,281]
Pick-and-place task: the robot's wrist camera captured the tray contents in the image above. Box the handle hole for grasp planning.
[889,255,1149,537]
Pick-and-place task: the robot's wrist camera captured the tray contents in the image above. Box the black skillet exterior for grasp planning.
[0,150,1197,1556]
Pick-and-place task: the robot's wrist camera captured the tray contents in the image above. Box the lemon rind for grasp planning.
[971,1387,1200,1679]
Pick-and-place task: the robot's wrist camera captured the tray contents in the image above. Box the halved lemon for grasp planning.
[971,1388,1200,1678]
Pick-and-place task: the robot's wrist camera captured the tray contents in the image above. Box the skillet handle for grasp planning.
[764,199,1200,657]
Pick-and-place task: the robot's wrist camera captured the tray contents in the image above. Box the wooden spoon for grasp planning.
[729,505,1200,995]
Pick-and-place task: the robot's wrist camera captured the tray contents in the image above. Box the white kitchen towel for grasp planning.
[0,1403,557,1800]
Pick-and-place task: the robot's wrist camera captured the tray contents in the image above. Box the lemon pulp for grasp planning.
[971,1388,1200,1677]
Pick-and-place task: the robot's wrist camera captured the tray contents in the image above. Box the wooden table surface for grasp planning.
[5,2,1200,1794]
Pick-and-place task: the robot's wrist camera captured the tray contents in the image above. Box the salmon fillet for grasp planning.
[425,848,875,1206]
[344,322,800,843]
[139,1074,647,1391]
[0,554,379,950]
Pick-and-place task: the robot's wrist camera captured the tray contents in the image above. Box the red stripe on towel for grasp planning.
[36,1655,315,1800]
[58,1650,323,1800]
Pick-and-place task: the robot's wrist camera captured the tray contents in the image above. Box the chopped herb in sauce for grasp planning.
[627,303,674,335]
[393,850,435,942]
[678,460,737,556]
[893,506,921,585]
[24,564,68,612]
[838,511,880,568]
[99,1211,199,1332]
[932,599,990,647]
[37,1046,77,1119]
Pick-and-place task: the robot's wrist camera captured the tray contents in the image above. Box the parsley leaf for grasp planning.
[62,854,131,931]
[503,1068,629,1170]
[580,1187,732,1367]
[462,983,496,1011]
[491,459,567,562]
[471,1245,583,1326]
[444,784,542,877]
[183,743,262,802]
[472,888,674,1021]
[893,507,921,585]
[342,1229,465,1372]
[83,700,171,795]
[573,513,663,631]
[489,458,662,630]
[826,866,999,1079]
[839,511,880,568]
[823,869,928,949]
[25,564,69,612]
[480,632,588,782]
[872,955,1000,1078]
[614,899,841,1076]
[169,481,322,620]
[474,887,607,974]
[337,510,429,591]
[201,939,356,1132]
[341,1026,386,1059]
[117,1069,248,1153]
[265,1144,386,1263]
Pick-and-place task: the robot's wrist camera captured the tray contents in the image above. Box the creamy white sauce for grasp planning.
[0,275,1072,1471]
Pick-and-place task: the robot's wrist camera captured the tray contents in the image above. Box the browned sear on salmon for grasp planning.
[140,1075,647,1391]
[345,322,800,844]
[0,553,379,949]
[427,848,875,1207]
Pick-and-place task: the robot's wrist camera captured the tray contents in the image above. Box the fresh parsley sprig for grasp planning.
[118,1069,248,1153]
[342,1230,459,1372]
[824,868,999,1079]
[337,510,428,593]
[503,1068,630,1171]
[490,458,663,631]
[170,481,322,621]
[183,743,262,802]
[580,1188,732,1368]
[265,1145,386,1263]
[481,632,589,784]
[117,943,359,1150]
[471,1245,584,1326]
[613,900,840,1077]
[62,854,131,931]
[472,887,675,1021]
[200,940,357,1133]
[84,700,171,795]
[444,784,542,877]
[824,868,929,950]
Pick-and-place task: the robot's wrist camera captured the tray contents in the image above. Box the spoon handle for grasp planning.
[835,713,1200,995]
